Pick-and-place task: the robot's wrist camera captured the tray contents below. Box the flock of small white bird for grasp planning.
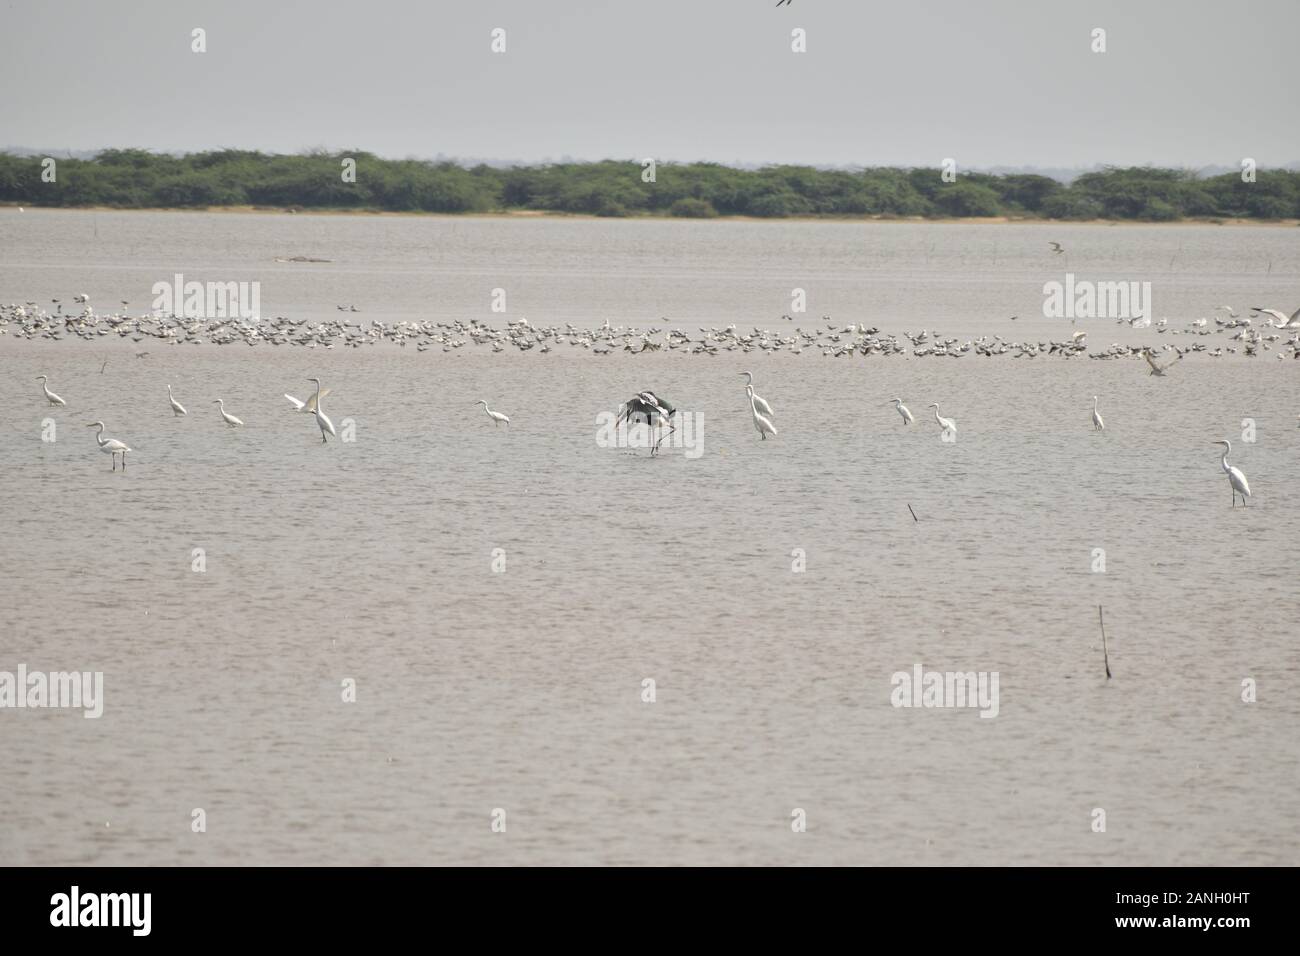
[7,300,1300,361]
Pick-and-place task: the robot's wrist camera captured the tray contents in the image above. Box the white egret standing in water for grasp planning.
[474,400,510,428]
[306,377,336,442]
[928,403,956,435]
[739,372,774,419]
[1091,396,1104,431]
[886,398,914,424]
[1212,440,1251,507]
[747,385,777,440]
[213,399,244,427]
[86,421,130,471]
[167,384,187,416]
[36,375,66,406]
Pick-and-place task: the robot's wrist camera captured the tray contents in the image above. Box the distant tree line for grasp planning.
[1,150,1297,221]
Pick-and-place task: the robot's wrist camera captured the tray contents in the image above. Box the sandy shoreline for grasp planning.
[3,203,1296,227]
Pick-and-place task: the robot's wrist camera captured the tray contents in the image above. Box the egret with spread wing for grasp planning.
[284,387,331,412]
[306,377,335,442]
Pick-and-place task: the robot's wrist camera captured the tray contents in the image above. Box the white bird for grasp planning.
[474,399,509,427]
[73,293,89,304]
[306,377,335,442]
[213,399,244,427]
[167,384,187,416]
[1212,440,1250,507]
[885,397,914,424]
[36,375,66,406]
[746,385,777,440]
[1143,348,1183,376]
[928,403,956,435]
[86,421,130,471]
[284,387,331,412]
[739,371,774,418]
[1252,306,1300,329]
[1091,396,1104,431]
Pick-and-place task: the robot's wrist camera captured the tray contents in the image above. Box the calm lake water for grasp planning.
[1,210,1298,865]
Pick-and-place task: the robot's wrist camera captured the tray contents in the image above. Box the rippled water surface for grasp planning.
[1,210,1298,865]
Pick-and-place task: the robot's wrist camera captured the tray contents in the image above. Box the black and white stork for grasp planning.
[614,390,677,455]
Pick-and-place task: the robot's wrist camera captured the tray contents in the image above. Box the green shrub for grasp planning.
[669,197,717,218]
[0,151,1294,221]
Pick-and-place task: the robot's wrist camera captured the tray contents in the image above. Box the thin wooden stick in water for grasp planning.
[1098,605,1112,679]
[908,504,918,523]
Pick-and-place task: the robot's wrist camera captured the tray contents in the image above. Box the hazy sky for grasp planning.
[1,0,1296,168]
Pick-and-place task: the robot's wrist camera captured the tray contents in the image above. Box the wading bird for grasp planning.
[1211,440,1250,507]
[747,385,777,440]
[474,400,510,428]
[167,384,187,416]
[36,375,66,406]
[739,371,774,418]
[928,403,956,435]
[86,421,130,471]
[1091,396,1104,431]
[213,399,244,427]
[615,390,676,454]
[886,397,914,424]
[284,386,331,412]
[306,377,335,442]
